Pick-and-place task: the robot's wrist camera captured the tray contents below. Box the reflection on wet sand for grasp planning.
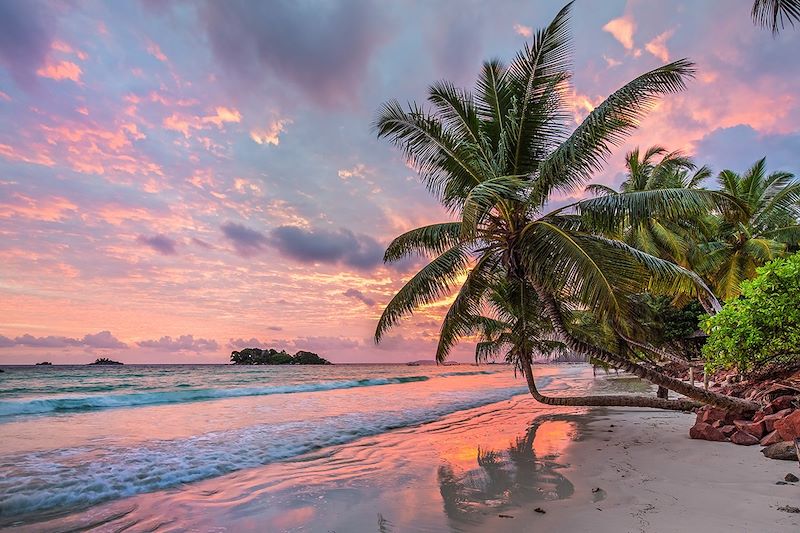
[9,366,601,532]
[438,416,580,528]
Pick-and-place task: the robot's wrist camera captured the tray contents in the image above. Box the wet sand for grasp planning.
[478,408,800,532]
[8,372,800,532]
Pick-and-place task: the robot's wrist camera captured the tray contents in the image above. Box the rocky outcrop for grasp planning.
[686,371,800,459]
[230,347,332,365]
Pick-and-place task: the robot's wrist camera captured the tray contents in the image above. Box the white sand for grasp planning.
[476,408,800,533]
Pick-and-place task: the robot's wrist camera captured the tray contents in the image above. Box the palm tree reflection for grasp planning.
[438,415,580,524]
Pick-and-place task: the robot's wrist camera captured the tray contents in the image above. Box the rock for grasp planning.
[767,395,797,413]
[711,419,725,428]
[753,410,766,422]
[774,411,800,442]
[733,420,765,439]
[534,508,546,514]
[761,430,784,446]
[720,425,737,438]
[762,409,792,433]
[689,422,726,442]
[731,430,760,446]
[696,406,735,425]
[761,441,799,461]
[785,473,799,482]
[777,506,800,513]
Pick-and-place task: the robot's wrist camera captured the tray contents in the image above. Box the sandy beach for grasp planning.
[478,408,800,533]
[6,368,797,532]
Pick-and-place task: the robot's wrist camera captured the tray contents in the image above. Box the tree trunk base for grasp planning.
[523,359,699,411]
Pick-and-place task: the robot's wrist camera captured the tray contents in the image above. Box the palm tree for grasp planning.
[699,158,799,300]
[752,0,800,33]
[586,145,714,268]
[465,279,700,410]
[374,3,757,412]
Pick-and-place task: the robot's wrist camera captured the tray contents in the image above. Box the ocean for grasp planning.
[0,363,602,530]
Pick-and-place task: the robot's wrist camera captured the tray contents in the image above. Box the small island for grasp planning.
[35,361,52,366]
[230,348,331,365]
[88,357,123,365]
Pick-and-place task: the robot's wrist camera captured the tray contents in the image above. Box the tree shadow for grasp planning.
[437,414,583,525]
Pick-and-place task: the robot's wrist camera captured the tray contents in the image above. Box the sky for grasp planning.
[0,0,798,364]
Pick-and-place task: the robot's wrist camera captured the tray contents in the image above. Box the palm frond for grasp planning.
[534,59,696,203]
[375,245,472,342]
[383,222,464,262]
[752,0,800,33]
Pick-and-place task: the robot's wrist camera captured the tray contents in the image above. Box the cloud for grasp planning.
[198,0,384,108]
[4,331,128,349]
[513,23,532,38]
[146,40,168,62]
[81,331,128,349]
[137,335,219,352]
[603,54,622,68]
[344,288,375,307]
[137,234,178,255]
[0,1,53,87]
[13,334,83,348]
[603,15,635,50]
[227,337,263,349]
[645,29,674,62]
[269,225,384,270]
[250,118,291,146]
[36,60,82,82]
[0,335,15,348]
[221,222,270,257]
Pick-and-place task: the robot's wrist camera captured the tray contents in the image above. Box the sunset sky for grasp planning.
[1,0,798,364]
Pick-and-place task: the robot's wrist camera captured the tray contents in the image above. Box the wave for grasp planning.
[0,376,428,418]
[0,371,499,419]
[0,381,536,521]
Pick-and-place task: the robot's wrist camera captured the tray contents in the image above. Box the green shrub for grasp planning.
[701,252,800,373]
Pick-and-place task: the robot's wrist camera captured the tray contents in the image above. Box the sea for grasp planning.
[0,363,612,531]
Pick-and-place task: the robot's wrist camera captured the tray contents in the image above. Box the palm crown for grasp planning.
[700,158,799,299]
[374,2,759,412]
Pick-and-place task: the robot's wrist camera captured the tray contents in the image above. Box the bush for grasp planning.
[701,252,800,373]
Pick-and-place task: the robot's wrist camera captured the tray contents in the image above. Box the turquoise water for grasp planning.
[0,363,562,523]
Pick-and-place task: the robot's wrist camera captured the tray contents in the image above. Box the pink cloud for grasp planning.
[146,41,168,62]
[0,193,77,221]
[645,29,674,62]
[250,118,291,146]
[603,15,635,50]
[36,60,82,82]
[0,143,54,166]
[513,23,532,39]
[51,40,88,61]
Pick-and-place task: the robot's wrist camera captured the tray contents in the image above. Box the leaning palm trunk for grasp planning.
[533,285,759,413]
[521,353,700,410]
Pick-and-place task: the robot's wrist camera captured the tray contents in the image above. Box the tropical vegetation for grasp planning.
[701,252,800,374]
[373,2,762,412]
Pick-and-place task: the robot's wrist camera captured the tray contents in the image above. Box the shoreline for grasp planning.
[477,408,800,532]
[5,370,799,532]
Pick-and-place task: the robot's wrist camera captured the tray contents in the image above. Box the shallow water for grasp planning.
[0,363,600,530]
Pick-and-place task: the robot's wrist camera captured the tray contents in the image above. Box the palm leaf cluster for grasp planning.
[588,150,800,301]
[374,2,731,363]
